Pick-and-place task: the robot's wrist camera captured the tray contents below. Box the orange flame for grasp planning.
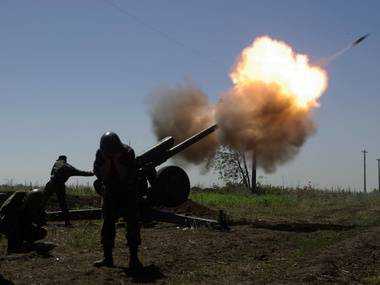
[230,36,328,108]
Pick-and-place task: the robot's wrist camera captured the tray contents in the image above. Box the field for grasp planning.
[0,186,379,284]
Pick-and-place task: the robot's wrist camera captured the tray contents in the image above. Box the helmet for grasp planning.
[100,132,123,154]
[58,155,67,162]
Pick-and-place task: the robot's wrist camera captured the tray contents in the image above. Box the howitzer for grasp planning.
[46,124,229,230]
[136,124,218,208]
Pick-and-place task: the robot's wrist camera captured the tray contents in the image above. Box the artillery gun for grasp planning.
[136,124,217,208]
[47,124,229,230]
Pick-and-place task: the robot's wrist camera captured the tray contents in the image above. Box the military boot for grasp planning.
[128,246,143,272]
[94,248,114,267]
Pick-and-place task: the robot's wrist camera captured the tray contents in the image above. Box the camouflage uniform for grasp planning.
[48,158,93,225]
[93,141,141,267]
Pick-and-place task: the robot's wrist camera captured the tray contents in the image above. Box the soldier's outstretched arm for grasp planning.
[64,163,94,178]
[76,170,94,177]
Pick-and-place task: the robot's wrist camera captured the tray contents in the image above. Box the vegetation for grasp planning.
[190,185,380,227]
[0,183,96,196]
[0,184,379,284]
[207,146,258,192]
[1,183,379,227]
[1,182,379,227]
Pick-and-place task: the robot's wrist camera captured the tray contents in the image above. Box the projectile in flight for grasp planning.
[352,34,370,46]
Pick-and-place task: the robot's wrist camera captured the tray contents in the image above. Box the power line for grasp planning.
[101,0,216,62]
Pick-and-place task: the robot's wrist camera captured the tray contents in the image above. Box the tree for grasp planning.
[208,146,258,193]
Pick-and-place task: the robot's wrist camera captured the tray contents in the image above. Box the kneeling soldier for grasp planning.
[0,189,49,253]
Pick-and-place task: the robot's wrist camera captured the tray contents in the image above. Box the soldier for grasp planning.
[0,188,52,253]
[48,155,93,226]
[93,132,143,271]
[0,157,93,253]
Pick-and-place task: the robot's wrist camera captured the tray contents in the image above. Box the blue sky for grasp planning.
[0,0,379,190]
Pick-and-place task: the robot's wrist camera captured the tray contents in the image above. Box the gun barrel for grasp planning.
[137,124,218,169]
[166,124,218,159]
[137,136,175,166]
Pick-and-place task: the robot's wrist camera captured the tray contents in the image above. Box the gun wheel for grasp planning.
[152,165,190,207]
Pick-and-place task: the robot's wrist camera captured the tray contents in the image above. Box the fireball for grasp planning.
[230,36,328,108]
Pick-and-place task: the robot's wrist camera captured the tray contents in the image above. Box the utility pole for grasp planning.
[362,149,367,193]
[377,159,380,192]
[251,152,257,193]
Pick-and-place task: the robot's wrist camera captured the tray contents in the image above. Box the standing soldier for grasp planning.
[93,132,142,271]
[48,155,93,226]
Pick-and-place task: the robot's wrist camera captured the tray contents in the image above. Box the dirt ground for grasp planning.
[1,218,379,284]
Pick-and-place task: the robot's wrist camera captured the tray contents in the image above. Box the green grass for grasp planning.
[191,188,380,226]
[2,183,379,226]
[0,184,96,196]
[191,192,296,208]
[60,221,100,249]
[363,276,380,285]
[1,185,379,284]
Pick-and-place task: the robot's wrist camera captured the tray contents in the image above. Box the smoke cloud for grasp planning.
[216,82,316,172]
[148,36,328,173]
[149,82,218,164]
